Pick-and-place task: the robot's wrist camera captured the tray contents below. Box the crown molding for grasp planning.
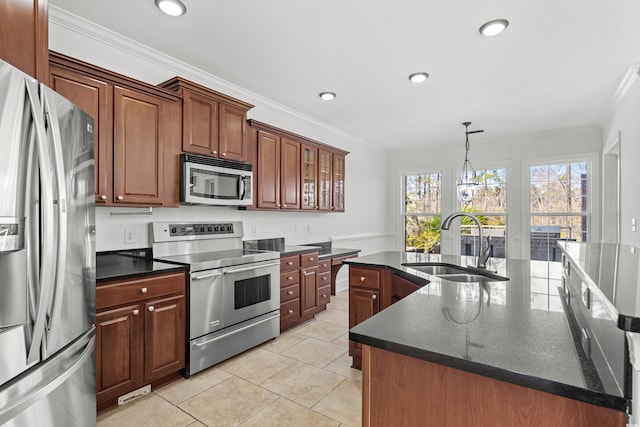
[610,64,640,113]
[48,5,373,150]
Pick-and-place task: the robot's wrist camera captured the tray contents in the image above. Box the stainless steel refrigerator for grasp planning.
[0,59,96,426]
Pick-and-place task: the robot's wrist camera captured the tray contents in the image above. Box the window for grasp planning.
[529,161,588,261]
[460,168,507,258]
[404,172,442,253]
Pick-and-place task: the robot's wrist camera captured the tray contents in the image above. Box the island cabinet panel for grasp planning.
[159,77,253,162]
[96,271,186,413]
[49,52,182,207]
[389,274,421,307]
[362,345,627,427]
[0,0,48,80]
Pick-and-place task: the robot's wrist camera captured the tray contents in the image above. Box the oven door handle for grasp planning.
[223,261,280,275]
[192,313,280,348]
[192,271,223,280]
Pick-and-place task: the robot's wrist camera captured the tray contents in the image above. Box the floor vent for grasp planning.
[117,384,151,406]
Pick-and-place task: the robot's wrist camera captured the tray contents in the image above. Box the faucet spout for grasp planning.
[440,211,490,269]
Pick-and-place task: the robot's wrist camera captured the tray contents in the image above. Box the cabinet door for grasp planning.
[50,65,113,205]
[96,304,143,402]
[113,86,165,205]
[332,153,345,211]
[318,148,333,211]
[144,294,186,382]
[301,267,319,317]
[0,0,48,80]
[219,103,247,162]
[256,130,281,209]
[349,286,379,369]
[301,144,318,210]
[280,137,301,210]
[182,89,219,156]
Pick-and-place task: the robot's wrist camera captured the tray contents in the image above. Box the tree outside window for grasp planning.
[404,172,442,253]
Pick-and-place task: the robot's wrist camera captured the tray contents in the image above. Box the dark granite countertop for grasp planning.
[243,238,360,259]
[97,252,187,283]
[558,241,640,332]
[345,251,627,412]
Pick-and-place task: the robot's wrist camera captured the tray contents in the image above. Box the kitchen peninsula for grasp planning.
[346,252,628,426]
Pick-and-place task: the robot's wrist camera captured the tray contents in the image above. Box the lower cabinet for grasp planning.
[280,251,319,331]
[348,265,422,369]
[96,271,186,413]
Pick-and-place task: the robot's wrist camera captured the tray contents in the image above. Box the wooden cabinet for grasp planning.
[390,274,421,306]
[301,144,318,210]
[248,120,348,212]
[362,345,627,427]
[317,259,332,310]
[0,0,48,80]
[254,129,301,210]
[96,271,186,413]
[159,77,253,162]
[49,52,182,207]
[280,251,319,331]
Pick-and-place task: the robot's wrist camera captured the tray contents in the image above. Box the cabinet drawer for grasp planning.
[349,266,381,290]
[318,284,331,306]
[281,298,300,324]
[280,255,300,272]
[318,259,332,273]
[318,271,331,288]
[97,272,185,310]
[300,252,319,268]
[280,270,300,287]
[281,283,300,303]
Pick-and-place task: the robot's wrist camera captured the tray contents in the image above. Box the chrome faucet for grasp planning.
[441,212,490,269]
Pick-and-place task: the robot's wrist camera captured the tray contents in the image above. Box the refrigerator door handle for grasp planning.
[40,87,68,356]
[24,79,56,365]
[0,330,95,425]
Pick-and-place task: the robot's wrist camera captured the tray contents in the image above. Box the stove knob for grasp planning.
[171,227,177,234]
[214,226,219,232]
[200,226,205,232]
[207,226,213,232]
[227,225,232,232]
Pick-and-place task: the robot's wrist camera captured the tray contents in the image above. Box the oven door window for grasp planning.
[190,167,239,200]
[234,274,271,310]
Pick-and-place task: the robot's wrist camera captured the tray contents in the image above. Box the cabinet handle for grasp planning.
[141,287,148,294]
[322,294,327,298]
[309,257,314,261]
[287,262,293,266]
[323,263,328,267]
[287,276,293,280]
[283,204,287,208]
[372,294,377,300]
[360,276,366,281]
[100,195,107,200]
[132,309,139,316]
[213,150,218,155]
[288,309,294,314]
[116,195,124,201]
[277,204,281,208]
[287,290,294,295]
[148,306,155,312]
[322,276,327,281]
[222,152,227,157]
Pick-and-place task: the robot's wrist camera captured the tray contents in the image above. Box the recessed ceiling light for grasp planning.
[155,0,187,16]
[479,19,509,37]
[409,72,429,83]
[319,92,336,101]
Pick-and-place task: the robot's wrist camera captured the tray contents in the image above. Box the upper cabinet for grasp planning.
[159,77,253,162]
[49,52,182,207]
[248,120,349,212]
[0,0,48,80]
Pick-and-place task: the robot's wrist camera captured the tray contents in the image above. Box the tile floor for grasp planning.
[97,290,362,427]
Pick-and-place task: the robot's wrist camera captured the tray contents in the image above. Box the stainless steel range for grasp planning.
[150,221,280,376]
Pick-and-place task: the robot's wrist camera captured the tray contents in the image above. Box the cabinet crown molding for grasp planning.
[159,76,254,111]
[249,119,349,155]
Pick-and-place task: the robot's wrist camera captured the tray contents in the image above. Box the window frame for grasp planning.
[401,169,443,253]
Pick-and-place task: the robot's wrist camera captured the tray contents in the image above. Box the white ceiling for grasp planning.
[50,0,640,151]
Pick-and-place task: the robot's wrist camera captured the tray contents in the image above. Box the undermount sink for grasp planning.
[402,262,509,283]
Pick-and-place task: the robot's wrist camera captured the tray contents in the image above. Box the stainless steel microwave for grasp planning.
[181,154,253,206]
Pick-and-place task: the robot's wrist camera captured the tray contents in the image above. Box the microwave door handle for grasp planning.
[238,176,246,200]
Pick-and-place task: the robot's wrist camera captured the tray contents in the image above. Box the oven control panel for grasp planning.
[169,223,234,236]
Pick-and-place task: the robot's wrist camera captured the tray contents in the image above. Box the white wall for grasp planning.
[603,67,640,247]
[49,8,392,254]
[386,126,603,259]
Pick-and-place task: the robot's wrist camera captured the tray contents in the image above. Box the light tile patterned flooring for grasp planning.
[97,290,362,427]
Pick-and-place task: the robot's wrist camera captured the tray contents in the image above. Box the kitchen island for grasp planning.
[346,252,628,426]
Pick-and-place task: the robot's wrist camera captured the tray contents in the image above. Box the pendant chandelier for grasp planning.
[457,122,484,204]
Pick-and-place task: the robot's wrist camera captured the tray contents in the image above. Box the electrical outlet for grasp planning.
[633,218,637,232]
[124,226,135,244]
